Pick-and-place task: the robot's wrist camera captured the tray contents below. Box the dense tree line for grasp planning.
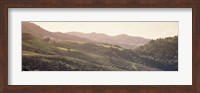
[132,36,178,70]
[112,36,178,71]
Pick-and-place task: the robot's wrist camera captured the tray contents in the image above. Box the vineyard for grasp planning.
[22,32,178,71]
[22,33,139,71]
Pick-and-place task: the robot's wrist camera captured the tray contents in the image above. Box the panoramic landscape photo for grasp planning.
[22,21,178,71]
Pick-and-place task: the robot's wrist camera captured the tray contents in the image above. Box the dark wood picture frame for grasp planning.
[0,0,199,93]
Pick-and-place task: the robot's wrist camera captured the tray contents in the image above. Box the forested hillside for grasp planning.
[133,36,178,71]
[129,36,178,71]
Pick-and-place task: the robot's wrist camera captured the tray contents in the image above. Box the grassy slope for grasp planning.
[22,33,138,71]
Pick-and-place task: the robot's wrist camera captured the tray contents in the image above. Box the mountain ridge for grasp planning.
[67,32,150,49]
[22,22,150,49]
[22,22,93,42]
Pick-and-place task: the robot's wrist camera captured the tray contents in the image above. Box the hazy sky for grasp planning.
[32,22,178,39]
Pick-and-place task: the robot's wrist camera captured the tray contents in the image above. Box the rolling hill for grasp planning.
[22,22,93,42]
[22,22,150,49]
[22,33,139,71]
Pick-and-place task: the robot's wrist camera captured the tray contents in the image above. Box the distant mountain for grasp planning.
[22,22,150,49]
[22,22,92,42]
[67,32,150,49]
[67,32,111,42]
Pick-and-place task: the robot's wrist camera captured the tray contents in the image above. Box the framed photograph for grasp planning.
[0,0,199,93]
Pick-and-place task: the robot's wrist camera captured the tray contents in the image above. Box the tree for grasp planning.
[43,37,51,42]
[67,48,71,52]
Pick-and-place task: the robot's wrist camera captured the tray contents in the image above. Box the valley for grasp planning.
[22,22,178,71]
